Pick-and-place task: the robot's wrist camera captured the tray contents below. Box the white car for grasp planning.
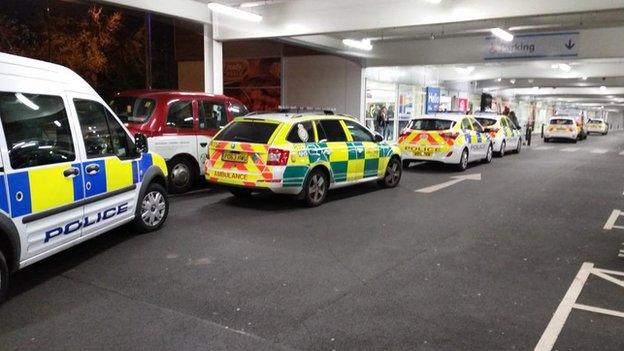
[399,114,493,171]
[586,119,609,135]
[544,117,579,142]
[0,53,170,303]
[474,113,522,156]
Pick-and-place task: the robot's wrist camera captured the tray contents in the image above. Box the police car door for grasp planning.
[71,97,137,238]
[342,119,379,180]
[0,92,85,260]
[470,118,488,159]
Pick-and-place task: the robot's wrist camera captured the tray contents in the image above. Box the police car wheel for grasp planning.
[380,158,402,188]
[168,157,196,194]
[497,141,506,157]
[515,139,522,154]
[456,149,469,172]
[303,169,328,207]
[133,183,169,233]
[483,144,493,164]
[0,250,8,304]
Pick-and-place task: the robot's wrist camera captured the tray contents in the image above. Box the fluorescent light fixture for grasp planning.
[343,38,373,51]
[53,120,61,127]
[497,77,502,82]
[425,0,442,3]
[15,93,39,110]
[454,66,475,75]
[239,1,265,8]
[510,79,516,85]
[208,2,262,22]
[600,85,607,91]
[581,76,588,80]
[491,28,513,42]
[532,86,540,91]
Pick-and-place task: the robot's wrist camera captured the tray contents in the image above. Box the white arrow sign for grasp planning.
[415,173,481,193]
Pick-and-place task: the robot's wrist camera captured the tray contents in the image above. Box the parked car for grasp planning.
[586,119,609,135]
[544,117,579,142]
[205,112,402,207]
[110,91,248,193]
[399,114,493,171]
[474,112,522,156]
[0,53,170,303]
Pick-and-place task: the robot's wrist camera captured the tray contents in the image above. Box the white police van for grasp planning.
[0,53,170,303]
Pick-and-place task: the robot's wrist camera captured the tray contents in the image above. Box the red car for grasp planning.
[110,90,248,193]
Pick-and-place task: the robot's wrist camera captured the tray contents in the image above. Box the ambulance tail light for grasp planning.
[440,131,459,139]
[267,148,290,166]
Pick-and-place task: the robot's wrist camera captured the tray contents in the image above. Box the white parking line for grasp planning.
[603,210,624,230]
[533,146,555,150]
[560,147,580,152]
[619,150,624,156]
[591,149,609,154]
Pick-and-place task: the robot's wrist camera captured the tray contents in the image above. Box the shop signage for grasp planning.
[425,87,440,114]
[485,32,579,60]
[458,98,468,112]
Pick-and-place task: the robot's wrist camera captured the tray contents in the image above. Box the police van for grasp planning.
[0,53,170,303]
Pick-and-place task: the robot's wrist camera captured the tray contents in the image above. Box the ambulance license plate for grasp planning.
[222,151,248,163]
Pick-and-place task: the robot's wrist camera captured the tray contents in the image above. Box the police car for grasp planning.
[586,119,609,135]
[544,117,579,142]
[0,53,170,303]
[399,114,493,171]
[204,111,402,206]
[474,113,522,156]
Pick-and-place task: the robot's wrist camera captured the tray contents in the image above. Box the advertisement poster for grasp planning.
[458,98,468,112]
[224,58,281,112]
[425,87,440,114]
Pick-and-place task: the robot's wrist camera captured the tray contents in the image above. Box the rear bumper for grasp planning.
[205,167,303,195]
[544,131,577,140]
[587,127,607,133]
[400,146,462,164]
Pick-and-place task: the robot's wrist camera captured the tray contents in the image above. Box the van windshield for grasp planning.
[109,97,156,124]
[214,120,279,144]
[549,119,574,125]
[409,119,454,131]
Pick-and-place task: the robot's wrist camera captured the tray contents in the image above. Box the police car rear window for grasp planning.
[475,118,496,127]
[550,119,573,125]
[409,119,454,131]
[214,120,278,144]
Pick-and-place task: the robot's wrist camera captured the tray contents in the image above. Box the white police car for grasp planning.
[0,53,170,303]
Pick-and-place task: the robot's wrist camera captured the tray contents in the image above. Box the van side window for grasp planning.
[199,101,227,129]
[287,121,315,143]
[229,103,248,118]
[0,92,75,169]
[167,100,193,129]
[74,99,132,159]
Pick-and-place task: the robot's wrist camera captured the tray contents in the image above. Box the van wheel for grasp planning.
[456,149,469,172]
[302,168,328,207]
[379,157,402,188]
[133,182,169,233]
[0,250,9,304]
[168,157,196,194]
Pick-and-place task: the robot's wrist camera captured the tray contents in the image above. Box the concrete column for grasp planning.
[203,23,223,94]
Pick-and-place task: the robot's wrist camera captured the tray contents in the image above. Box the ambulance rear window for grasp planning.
[475,118,497,127]
[409,119,454,131]
[214,120,278,144]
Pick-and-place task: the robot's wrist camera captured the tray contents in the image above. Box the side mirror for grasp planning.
[135,133,148,153]
[374,133,384,143]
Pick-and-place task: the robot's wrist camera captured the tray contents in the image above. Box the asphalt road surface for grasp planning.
[2,133,624,351]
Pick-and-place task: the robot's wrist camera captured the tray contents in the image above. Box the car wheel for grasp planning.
[379,157,402,188]
[133,182,169,233]
[0,250,8,305]
[497,141,506,157]
[229,187,253,198]
[303,168,328,207]
[482,144,493,163]
[515,139,522,154]
[456,149,469,172]
[168,157,196,194]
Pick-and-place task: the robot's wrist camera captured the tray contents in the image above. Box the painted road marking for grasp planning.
[535,263,624,351]
[591,148,609,154]
[415,173,481,193]
[603,210,624,230]
[560,147,580,152]
[533,146,555,150]
[619,150,624,156]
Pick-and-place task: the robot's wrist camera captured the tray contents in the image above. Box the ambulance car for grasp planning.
[544,117,579,142]
[399,114,493,171]
[0,53,170,303]
[204,112,402,207]
[586,119,609,135]
[474,113,522,156]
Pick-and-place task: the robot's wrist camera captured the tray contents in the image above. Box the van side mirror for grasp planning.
[135,133,148,153]
[374,133,384,143]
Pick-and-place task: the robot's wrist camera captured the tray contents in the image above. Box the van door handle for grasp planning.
[63,167,80,178]
[200,142,208,147]
[85,164,100,175]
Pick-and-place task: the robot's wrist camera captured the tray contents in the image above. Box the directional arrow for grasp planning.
[564,39,575,50]
[415,173,481,193]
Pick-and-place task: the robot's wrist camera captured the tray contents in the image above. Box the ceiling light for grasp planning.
[600,86,607,91]
[15,93,39,110]
[532,86,540,91]
[528,79,534,84]
[491,28,513,42]
[551,63,571,72]
[208,3,262,22]
[497,77,502,82]
[581,76,588,80]
[425,0,442,3]
[239,1,265,8]
[343,38,373,51]
[510,79,516,85]
[454,66,475,75]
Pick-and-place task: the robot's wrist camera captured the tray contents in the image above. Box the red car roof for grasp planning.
[114,89,241,104]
